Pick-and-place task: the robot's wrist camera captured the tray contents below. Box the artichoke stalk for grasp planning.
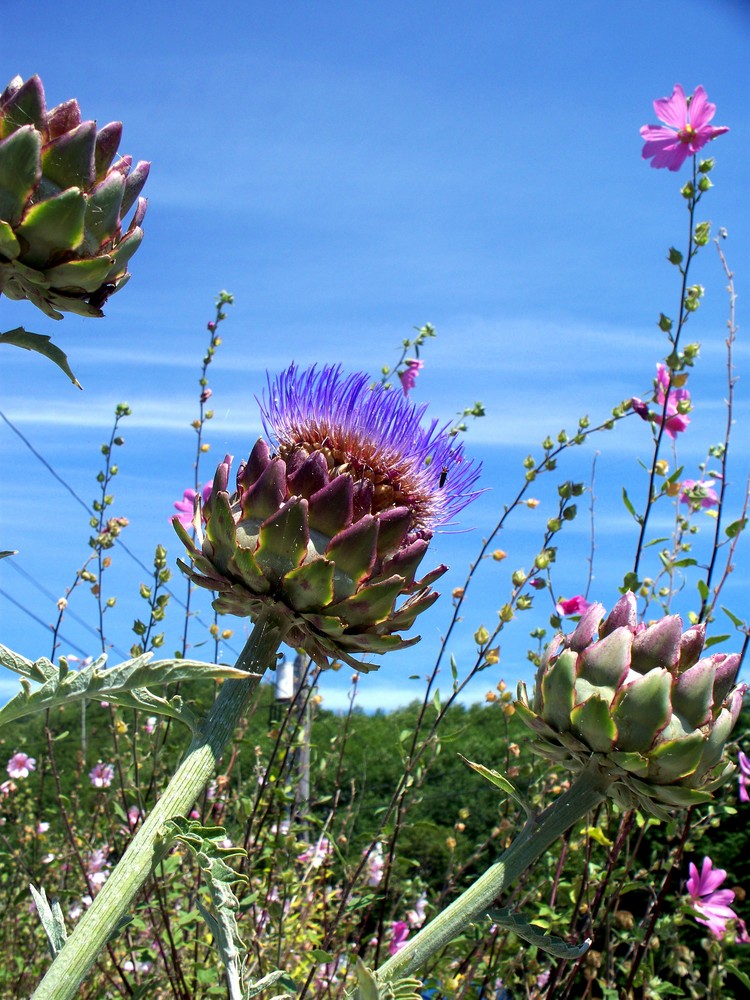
[32,364,479,997]
[0,74,148,320]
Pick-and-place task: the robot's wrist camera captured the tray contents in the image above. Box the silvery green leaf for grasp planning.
[243,970,297,998]
[488,906,591,959]
[165,818,249,1000]
[0,644,57,682]
[0,646,255,734]
[346,964,423,1000]
[30,884,67,957]
[384,979,424,1000]
[354,961,380,1000]
[103,688,199,733]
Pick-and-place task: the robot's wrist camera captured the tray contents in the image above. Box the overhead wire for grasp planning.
[0,584,90,659]
[0,408,241,660]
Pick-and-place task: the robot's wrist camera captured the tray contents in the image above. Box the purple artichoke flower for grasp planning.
[516,593,746,817]
[174,363,481,670]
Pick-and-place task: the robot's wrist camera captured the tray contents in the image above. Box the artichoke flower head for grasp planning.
[174,364,481,670]
[0,74,149,319]
[517,593,747,817]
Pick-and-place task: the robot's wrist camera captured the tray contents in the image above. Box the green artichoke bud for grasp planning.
[0,74,149,319]
[174,364,481,670]
[516,593,746,817]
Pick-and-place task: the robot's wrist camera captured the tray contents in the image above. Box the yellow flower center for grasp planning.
[678,123,696,144]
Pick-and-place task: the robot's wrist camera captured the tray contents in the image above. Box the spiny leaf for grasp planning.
[0,645,254,733]
[165,818,249,1000]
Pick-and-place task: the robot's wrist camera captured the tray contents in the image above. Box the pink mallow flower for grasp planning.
[89,762,115,789]
[738,751,750,805]
[655,363,690,439]
[363,841,385,886]
[7,752,36,779]
[686,857,743,939]
[641,84,728,172]
[555,595,593,617]
[388,920,410,956]
[680,479,719,510]
[398,358,424,397]
[297,836,333,869]
[87,846,111,889]
[172,481,213,528]
[68,895,92,920]
[406,894,428,928]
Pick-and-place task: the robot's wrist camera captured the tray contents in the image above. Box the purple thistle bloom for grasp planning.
[260,363,481,534]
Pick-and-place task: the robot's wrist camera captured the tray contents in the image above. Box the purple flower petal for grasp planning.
[641,84,728,171]
[259,364,481,532]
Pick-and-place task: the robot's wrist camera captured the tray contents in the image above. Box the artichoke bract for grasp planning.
[516,593,746,817]
[0,74,149,319]
[174,364,481,670]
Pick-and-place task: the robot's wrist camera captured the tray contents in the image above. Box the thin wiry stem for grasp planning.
[633,158,700,578]
[699,238,740,621]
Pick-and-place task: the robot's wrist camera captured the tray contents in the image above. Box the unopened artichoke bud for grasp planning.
[516,593,746,817]
[174,364,481,670]
[0,75,149,319]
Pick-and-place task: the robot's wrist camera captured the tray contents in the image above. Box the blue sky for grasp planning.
[2,0,749,711]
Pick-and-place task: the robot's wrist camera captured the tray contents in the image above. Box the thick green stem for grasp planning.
[32,611,288,1000]
[371,757,614,991]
